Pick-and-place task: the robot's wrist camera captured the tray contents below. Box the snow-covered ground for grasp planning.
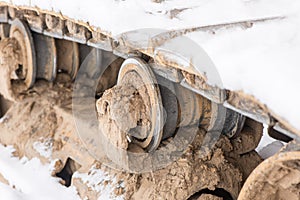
[1,0,299,130]
[0,144,124,200]
[0,145,81,200]
[4,0,299,35]
[0,0,298,199]
[0,126,279,200]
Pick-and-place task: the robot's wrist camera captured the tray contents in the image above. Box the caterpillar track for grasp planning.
[0,3,299,200]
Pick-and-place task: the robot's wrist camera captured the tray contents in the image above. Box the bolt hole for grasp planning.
[55,158,81,187]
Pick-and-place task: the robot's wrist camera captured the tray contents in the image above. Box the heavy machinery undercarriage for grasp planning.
[0,3,299,200]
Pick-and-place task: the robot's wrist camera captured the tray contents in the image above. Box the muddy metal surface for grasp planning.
[0,79,263,200]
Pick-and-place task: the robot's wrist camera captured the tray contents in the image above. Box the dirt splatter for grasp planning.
[96,71,151,150]
[238,141,300,200]
[0,80,263,200]
[230,118,263,155]
[0,172,9,185]
[0,38,22,101]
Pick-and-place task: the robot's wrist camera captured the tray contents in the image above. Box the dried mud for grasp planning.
[0,79,263,200]
[238,141,300,200]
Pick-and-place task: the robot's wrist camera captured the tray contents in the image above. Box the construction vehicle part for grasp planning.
[0,3,297,141]
[238,140,300,200]
[9,18,36,88]
[33,32,57,82]
[56,39,79,80]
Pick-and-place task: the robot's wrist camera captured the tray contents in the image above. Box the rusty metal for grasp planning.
[180,75,226,104]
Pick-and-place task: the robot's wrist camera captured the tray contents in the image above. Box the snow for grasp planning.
[0,182,26,200]
[0,0,299,197]
[1,0,298,130]
[188,14,300,130]
[73,166,124,200]
[0,144,123,200]
[0,145,81,200]
[32,138,53,159]
[5,0,299,35]
[0,0,299,129]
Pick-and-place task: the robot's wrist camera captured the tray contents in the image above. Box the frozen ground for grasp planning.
[0,0,298,199]
[0,127,278,200]
[0,145,81,200]
[0,144,124,200]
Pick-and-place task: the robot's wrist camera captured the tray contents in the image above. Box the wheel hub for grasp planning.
[96,58,164,152]
[9,18,36,88]
[95,57,215,153]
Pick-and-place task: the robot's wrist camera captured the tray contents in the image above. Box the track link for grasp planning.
[0,3,300,200]
[0,3,298,140]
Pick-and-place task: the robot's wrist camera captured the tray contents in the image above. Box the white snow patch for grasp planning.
[188,14,300,130]
[3,0,299,35]
[0,182,25,200]
[73,166,124,200]
[0,0,299,130]
[0,144,81,200]
[32,138,53,159]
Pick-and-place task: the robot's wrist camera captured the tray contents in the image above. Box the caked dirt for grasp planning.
[96,83,150,150]
[0,38,24,101]
[0,79,263,200]
[238,141,300,200]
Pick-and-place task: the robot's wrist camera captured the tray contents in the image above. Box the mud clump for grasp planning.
[230,118,263,155]
[0,81,263,200]
[0,38,23,101]
[96,70,152,151]
[238,141,300,200]
[96,84,150,150]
